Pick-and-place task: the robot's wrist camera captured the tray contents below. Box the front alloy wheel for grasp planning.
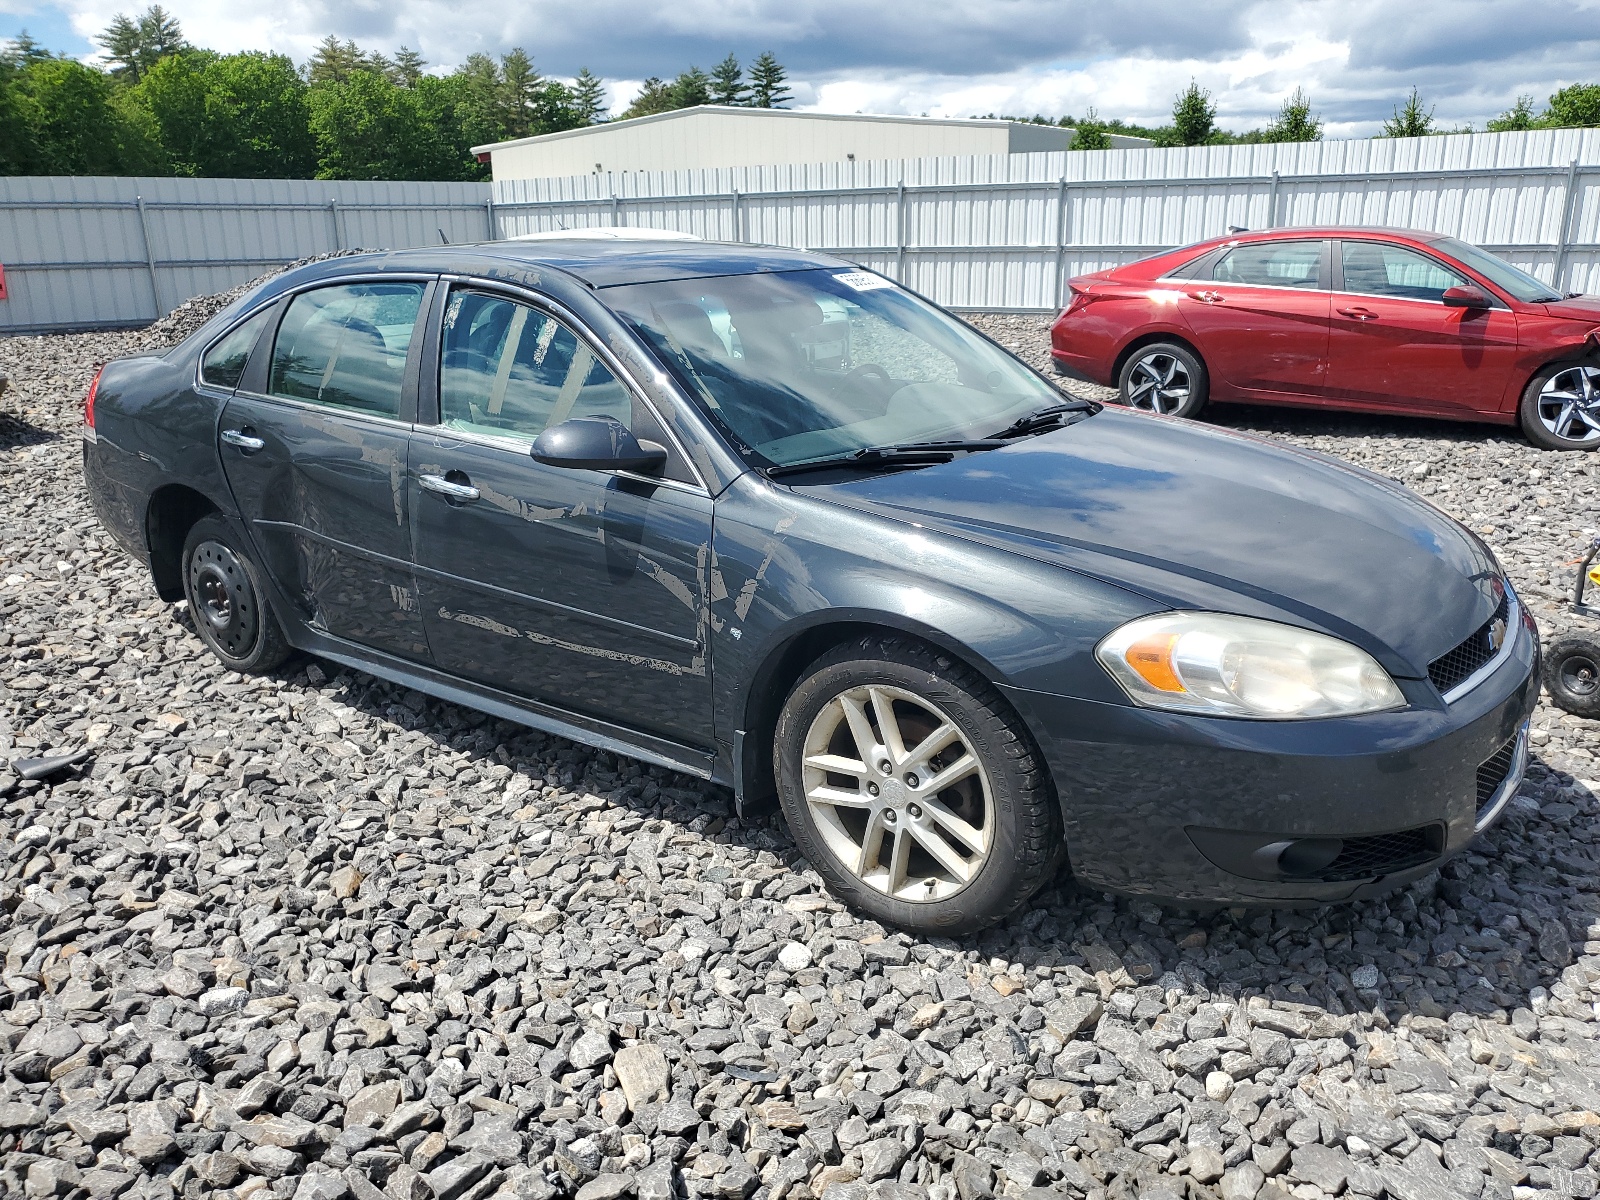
[775,636,1062,934]
[1521,363,1600,451]
[801,683,993,902]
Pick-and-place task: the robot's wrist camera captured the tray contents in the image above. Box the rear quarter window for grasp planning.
[200,309,271,390]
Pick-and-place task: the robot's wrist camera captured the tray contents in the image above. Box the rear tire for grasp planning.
[1519,362,1600,451]
[1117,341,1209,419]
[181,515,293,674]
[1543,635,1600,718]
[774,635,1062,935]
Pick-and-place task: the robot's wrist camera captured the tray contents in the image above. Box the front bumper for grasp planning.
[1002,614,1540,904]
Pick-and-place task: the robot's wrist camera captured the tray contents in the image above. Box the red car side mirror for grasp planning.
[1442,285,1491,308]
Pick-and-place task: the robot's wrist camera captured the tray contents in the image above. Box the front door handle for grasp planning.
[220,428,265,452]
[419,473,480,502]
[1338,307,1379,320]
[1188,290,1225,304]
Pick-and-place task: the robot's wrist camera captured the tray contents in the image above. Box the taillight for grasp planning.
[84,367,102,433]
[1060,287,1092,317]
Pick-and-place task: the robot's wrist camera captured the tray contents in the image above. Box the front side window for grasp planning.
[1211,241,1324,289]
[201,309,271,389]
[1340,242,1468,302]
[604,268,1067,468]
[439,291,631,440]
[268,282,426,417]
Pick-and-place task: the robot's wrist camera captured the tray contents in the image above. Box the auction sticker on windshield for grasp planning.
[833,271,895,292]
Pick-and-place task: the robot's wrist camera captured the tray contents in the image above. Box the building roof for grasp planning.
[470,105,1069,157]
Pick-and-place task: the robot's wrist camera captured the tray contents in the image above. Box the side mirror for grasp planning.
[531,416,668,473]
[1442,285,1491,308]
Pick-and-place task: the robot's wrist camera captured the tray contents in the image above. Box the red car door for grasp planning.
[1176,238,1332,397]
[1326,240,1521,416]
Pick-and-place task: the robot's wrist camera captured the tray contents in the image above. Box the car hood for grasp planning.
[1540,295,1600,324]
[809,409,1500,677]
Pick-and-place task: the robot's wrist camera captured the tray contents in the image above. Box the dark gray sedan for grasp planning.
[82,239,1539,932]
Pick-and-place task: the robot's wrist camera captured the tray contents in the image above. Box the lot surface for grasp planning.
[0,309,1598,1200]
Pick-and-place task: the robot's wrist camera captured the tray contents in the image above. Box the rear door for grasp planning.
[1175,238,1332,398]
[408,285,715,748]
[217,278,434,661]
[1325,239,1521,416]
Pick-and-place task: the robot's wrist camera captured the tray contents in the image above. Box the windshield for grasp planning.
[1434,237,1562,303]
[603,268,1073,468]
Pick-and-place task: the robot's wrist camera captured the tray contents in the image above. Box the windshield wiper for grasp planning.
[991,400,1096,439]
[766,439,1005,479]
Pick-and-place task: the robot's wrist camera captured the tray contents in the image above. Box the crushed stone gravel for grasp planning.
[0,300,1595,1200]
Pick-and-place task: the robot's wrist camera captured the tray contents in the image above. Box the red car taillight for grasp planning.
[84,367,102,431]
[1059,287,1093,318]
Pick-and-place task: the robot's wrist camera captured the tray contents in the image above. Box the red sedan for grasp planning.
[1050,227,1600,450]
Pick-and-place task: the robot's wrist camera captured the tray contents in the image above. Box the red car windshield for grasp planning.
[1433,237,1562,303]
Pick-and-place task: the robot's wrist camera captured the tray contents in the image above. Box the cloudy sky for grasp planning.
[3,0,1597,136]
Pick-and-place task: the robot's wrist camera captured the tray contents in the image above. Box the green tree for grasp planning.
[1487,95,1538,132]
[11,57,161,172]
[710,53,746,105]
[1382,87,1435,137]
[129,50,314,177]
[1263,87,1322,142]
[671,66,711,109]
[307,36,367,85]
[1171,80,1217,145]
[392,47,425,87]
[747,52,790,108]
[308,68,455,179]
[97,5,187,82]
[1545,83,1600,128]
[572,67,606,124]
[621,76,676,119]
[1069,108,1112,150]
[499,48,543,138]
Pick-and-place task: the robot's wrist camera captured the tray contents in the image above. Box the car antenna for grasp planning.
[1227,225,1249,234]
[438,227,451,245]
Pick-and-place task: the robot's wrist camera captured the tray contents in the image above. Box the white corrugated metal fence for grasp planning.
[6,128,1600,331]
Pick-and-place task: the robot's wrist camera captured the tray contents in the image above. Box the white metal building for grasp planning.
[473,106,1151,180]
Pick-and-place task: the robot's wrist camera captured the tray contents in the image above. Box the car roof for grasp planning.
[1181,226,1451,254]
[284,239,854,291]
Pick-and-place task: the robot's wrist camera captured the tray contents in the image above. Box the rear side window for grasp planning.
[201,309,270,389]
[1340,242,1469,302]
[268,282,426,418]
[1211,240,1324,289]
[439,291,631,440]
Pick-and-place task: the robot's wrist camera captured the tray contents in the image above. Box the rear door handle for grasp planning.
[419,473,480,502]
[220,428,265,452]
[1338,307,1378,320]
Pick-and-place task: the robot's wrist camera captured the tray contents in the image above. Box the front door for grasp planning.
[1326,240,1522,416]
[217,278,433,661]
[409,287,714,748]
[1176,238,1332,398]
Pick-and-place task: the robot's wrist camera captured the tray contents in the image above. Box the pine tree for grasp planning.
[136,7,185,60]
[96,6,187,82]
[1383,87,1435,137]
[1171,80,1216,146]
[747,52,790,108]
[7,31,54,64]
[621,77,676,119]
[572,68,606,124]
[392,47,425,87]
[1068,108,1112,151]
[500,48,543,138]
[96,14,143,79]
[1486,95,1538,132]
[1264,87,1322,142]
[307,36,366,85]
[710,53,745,106]
[671,66,711,109]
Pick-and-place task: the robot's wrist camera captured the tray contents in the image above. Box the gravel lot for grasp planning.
[0,301,1598,1200]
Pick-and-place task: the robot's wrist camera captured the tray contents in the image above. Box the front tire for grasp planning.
[181,515,293,674]
[1519,363,1600,451]
[1117,341,1209,419]
[1544,635,1600,717]
[774,636,1062,935]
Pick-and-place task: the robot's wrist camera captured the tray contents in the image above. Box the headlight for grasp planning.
[1096,613,1405,719]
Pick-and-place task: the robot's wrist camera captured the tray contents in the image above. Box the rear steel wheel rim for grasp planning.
[1126,352,1192,415]
[1561,653,1599,697]
[188,540,257,659]
[1536,366,1600,443]
[801,683,992,902]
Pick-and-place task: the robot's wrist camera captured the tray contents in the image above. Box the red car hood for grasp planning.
[1539,295,1600,323]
